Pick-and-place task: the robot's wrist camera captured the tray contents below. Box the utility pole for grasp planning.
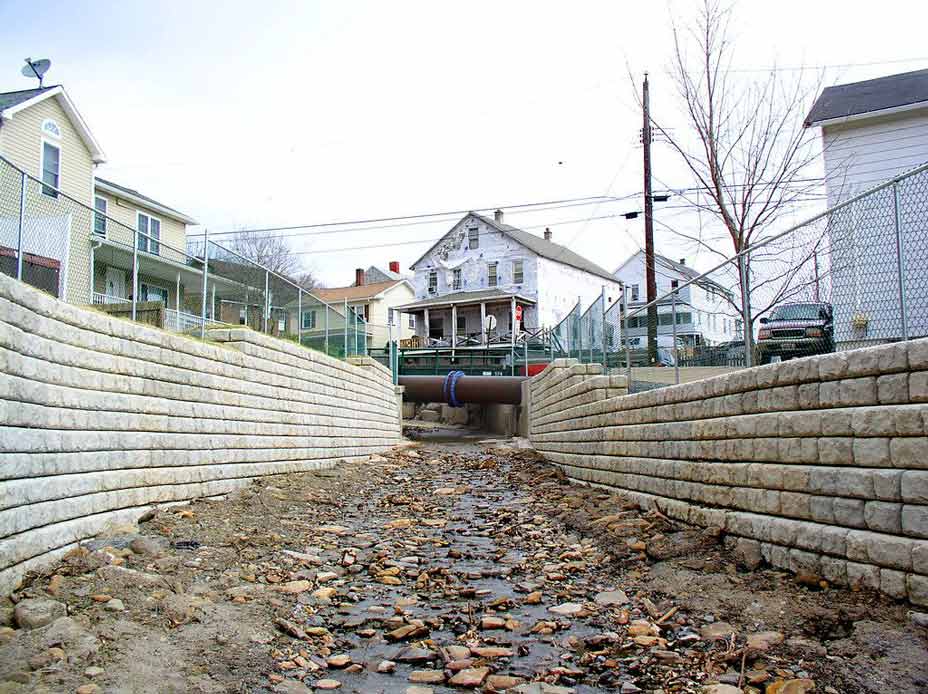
[642,73,658,365]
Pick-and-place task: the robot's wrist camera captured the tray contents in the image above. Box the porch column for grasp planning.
[480,302,487,344]
[451,304,457,348]
[175,272,180,314]
[424,308,430,342]
[510,296,517,346]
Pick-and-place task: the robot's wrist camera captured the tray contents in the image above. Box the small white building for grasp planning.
[398,210,621,346]
[805,69,928,347]
[613,251,740,348]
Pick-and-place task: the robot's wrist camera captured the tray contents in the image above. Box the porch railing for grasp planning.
[164,308,226,334]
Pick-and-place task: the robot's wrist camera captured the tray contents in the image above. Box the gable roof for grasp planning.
[95,177,197,225]
[0,85,106,163]
[410,211,618,282]
[312,278,410,303]
[805,69,928,127]
[614,249,732,298]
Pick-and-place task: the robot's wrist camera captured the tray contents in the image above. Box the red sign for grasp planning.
[514,305,523,322]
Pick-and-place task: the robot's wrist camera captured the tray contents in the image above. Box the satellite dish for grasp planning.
[22,58,51,87]
[485,314,497,332]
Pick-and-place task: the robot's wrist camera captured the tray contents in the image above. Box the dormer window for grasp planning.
[468,226,479,249]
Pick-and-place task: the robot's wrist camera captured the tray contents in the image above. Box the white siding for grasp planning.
[535,257,621,328]
[819,108,928,346]
[822,108,928,206]
[411,215,538,302]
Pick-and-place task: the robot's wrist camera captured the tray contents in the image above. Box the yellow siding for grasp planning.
[0,96,95,304]
[93,189,190,264]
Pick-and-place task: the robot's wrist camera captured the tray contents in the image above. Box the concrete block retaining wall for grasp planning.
[0,274,402,594]
[528,345,928,606]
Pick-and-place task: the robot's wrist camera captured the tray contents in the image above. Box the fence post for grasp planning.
[600,286,607,369]
[672,291,679,385]
[388,318,395,382]
[325,303,329,355]
[892,181,910,340]
[132,226,139,322]
[343,298,349,357]
[297,289,302,346]
[199,231,209,339]
[263,270,269,333]
[621,298,631,388]
[738,253,753,367]
[16,172,26,281]
[523,336,528,377]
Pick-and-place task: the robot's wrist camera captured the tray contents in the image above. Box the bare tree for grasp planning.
[646,0,827,352]
[230,230,316,290]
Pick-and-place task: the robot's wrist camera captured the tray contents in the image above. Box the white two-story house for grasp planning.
[614,251,740,348]
[805,68,928,347]
[397,210,621,347]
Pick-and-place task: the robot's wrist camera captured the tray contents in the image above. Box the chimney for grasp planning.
[544,227,552,241]
[679,258,686,265]
[355,268,365,286]
[389,260,400,274]
[494,209,504,224]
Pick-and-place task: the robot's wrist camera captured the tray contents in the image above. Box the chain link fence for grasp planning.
[572,161,928,392]
[0,154,368,361]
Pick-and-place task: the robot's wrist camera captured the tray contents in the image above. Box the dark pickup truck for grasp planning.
[757,302,834,364]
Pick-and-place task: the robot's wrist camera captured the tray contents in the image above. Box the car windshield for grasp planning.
[769,304,823,321]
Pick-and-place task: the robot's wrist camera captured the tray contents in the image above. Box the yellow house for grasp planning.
[0,85,202,322]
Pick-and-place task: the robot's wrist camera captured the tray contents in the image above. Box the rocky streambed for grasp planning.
[1,436,927,693]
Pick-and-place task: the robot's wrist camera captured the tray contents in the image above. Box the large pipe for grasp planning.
[398,375,526,405]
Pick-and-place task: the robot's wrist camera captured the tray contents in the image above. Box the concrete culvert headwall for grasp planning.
[528,346,928,606]
[0,273,403,595]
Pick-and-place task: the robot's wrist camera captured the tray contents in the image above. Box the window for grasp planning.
[278,317,286,332]
[488,262,498,287]
[468,226,479,249]
[139,282,168,304]
[387,308,395,326]
[302,310,317,329]
[457,315,466,334]
[93,196,107,236]
[408,314,416,329]
[513,260,524,284]
[670,279,679,290]
[239,307,247,325]
[428,270,438,294]
[41,141,60,197]
[452,268,462,290]
[630,284,639,302]
[137,213,161,255]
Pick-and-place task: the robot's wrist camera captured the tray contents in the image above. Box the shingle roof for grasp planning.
[805,69,928,126]
[397,288,536,311]
[411,211,618,282]
[0,86,57,112]
[95,177,197,225]
[312,279,406,303]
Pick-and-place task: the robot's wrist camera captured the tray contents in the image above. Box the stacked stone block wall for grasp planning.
[528,344,928,605]
[0,274,402,594]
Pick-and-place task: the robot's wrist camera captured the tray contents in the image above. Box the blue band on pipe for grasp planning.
[448,370,464,408]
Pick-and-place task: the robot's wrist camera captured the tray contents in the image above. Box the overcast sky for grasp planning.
[2,0,927,286]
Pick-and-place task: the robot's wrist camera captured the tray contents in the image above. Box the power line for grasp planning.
[192,193,628,239]
[726,56,928,73]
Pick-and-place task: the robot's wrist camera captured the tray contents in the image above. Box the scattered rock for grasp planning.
[312,679,342,690]
[548,602,586,617]
[409,670,445,684]
[448,667,489,687]
[13,598,66,629]
[593,589,628,606]
[104,598,125,612]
